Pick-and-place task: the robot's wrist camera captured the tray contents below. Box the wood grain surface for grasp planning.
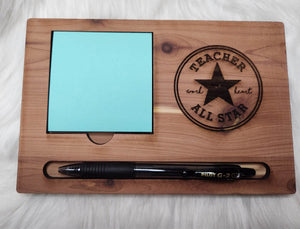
[17,19,295,194]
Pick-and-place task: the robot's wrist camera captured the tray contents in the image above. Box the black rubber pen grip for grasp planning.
[59,162,135,179]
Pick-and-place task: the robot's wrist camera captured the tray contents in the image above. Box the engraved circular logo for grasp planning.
[174,45,262,131]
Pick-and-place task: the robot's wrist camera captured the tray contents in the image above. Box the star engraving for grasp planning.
[195,63,240,105]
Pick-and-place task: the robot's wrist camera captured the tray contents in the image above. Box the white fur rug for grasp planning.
[0,0,300,228]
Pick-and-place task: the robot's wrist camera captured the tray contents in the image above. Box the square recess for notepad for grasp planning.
[47,31,153,133]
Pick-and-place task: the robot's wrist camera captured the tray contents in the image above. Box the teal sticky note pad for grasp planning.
[48,31,153,133]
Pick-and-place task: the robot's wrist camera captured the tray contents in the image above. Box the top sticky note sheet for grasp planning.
[47,31,153,133]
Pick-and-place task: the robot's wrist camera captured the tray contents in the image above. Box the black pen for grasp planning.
[58,162,256,180]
